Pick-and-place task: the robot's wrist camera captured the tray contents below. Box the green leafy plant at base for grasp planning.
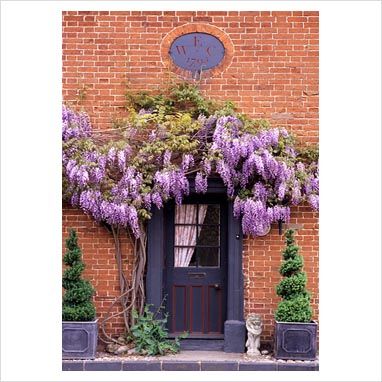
[275,229,312,323]
[62,229,96,321]
[131,305,187,356]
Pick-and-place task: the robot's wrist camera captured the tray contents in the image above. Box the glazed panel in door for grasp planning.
[165,200,227,336]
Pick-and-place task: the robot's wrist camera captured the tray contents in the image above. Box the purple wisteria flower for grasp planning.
[233,197,244,218]
[216,160,234,197]
[163,150,172,166]
[195,172,208,194]
[154,169,189,205]
[107,147,117,164]
[148,130,157,142]
[308,194,319,211]
[241,199,270,236]
[151,191,163,209]
[253,182,268,203]
[117,150,126,171]
[296,162,305,173]
[202,159,212,176]
[112,167,143,202]
[181,154,194,172]
[138,108,153,115]
[280,127,289,138]
[277,182,286,200]
[62,105,92,141]
[291,180,302,205]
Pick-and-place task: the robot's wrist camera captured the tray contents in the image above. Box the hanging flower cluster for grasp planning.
[62,105,92,141]
[62,87,318,238]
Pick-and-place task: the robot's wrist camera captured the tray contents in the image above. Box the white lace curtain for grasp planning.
[174,204,208,267]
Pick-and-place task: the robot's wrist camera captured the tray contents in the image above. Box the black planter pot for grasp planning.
[62,320,98,359]
[274,321,318,360]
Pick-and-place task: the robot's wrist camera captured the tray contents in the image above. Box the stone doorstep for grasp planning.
[62,358,319,372]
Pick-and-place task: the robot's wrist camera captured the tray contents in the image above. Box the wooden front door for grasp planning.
[164,196,227,337]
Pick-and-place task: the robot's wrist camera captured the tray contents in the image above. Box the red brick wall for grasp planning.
[62,10,319,344]
[62,205,134,338]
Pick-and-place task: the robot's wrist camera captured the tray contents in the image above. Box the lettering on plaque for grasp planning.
[169,32,225,73]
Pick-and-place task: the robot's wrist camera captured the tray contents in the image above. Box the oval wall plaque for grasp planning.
[169,32,225,73]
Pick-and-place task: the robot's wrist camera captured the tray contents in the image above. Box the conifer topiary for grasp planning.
[275,229,312,322]
[62,229,96,321]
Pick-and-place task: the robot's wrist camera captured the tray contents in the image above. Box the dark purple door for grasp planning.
[165,196,227,337]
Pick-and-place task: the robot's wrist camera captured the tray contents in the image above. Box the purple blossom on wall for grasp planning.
[268,205,291,223]
[253,182,268,203]
[80,190,102,221]
[277,182,286,200]
[262,149,279,179]
[143,193,152,209]
[71,192,80,206]
[268,128,280,146]
[308,194,319,211]
[233,197,244,218]
[195,172,208,194]
[163,150,172,166]
[112,167,143,202]
[181,154,194,172]
[284,146,296,158]
[216,160,234,197]
[154,169,189,205]
[241,199,270,236]
[202,159,212,176]
[310,177,319,193]
[62,105,92,141]
[151,191,163,209]
[154,170,171,198]
[148,130,157,142]
[280,127,289,138]
[117,150,126,172]
[291,180,302,205]
[296,162,305,173]
[138,108,153,115]
[197,115,217,142]
[107,147,117,164]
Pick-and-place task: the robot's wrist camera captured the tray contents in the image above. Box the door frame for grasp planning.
[146,177,246,353]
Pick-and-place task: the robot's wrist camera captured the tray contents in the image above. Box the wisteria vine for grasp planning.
[63,106,318,237]
[62,87,318,342]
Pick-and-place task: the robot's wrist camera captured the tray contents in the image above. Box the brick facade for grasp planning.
[62,10,319,345]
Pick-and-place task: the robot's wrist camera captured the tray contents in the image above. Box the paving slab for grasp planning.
[122,361,161,371]
[201,361,238,371]
[62,350,319,371]
[162,360,201,371]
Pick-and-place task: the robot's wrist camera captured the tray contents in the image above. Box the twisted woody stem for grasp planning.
[99,224,147,344]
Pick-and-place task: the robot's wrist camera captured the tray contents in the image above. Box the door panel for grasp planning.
[173,285,186,332]
[190,286,203,332]
[207,285,222,333]
[165,196,227,336]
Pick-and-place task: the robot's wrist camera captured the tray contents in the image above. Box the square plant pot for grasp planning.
[274,321,318,360]
[62,320,98,359]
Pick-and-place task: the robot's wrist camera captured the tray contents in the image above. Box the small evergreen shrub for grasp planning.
[131,305,187,356]
[62,229,96,321]
[275,229,313,323]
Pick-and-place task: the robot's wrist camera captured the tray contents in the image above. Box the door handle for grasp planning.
[213,284,221,290]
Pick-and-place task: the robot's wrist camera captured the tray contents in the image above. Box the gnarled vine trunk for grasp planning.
[99,222,147,345]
